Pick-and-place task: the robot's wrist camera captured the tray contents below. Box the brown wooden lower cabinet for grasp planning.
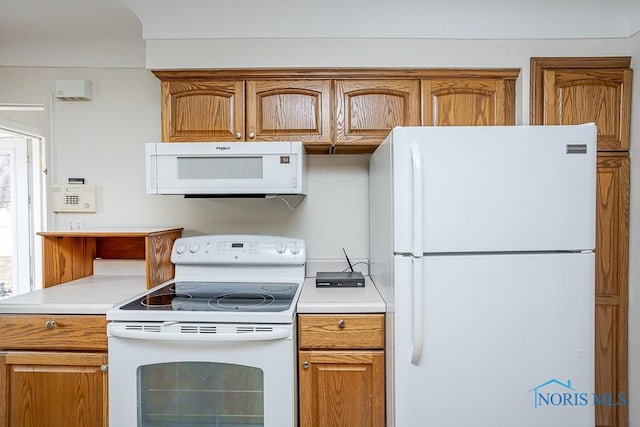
[0,314,108,427]
[298,313,385,427]
[0,351,108,427]
[298,350,385,427]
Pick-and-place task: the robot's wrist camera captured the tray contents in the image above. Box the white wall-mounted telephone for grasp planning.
[52,184,96,213]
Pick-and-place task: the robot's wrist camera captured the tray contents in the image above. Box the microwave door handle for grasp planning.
[108,325,290,342]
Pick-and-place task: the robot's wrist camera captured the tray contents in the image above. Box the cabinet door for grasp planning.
[298,350,385,427]
[161,80,244,142]
[334,80,420,153]
[422,78,515,126]
[595,154,629,427]
[246,80,331,146]
[530,57,632,151]
[0,352,108,427]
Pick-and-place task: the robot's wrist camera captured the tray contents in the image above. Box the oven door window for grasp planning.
[138,361,264,426]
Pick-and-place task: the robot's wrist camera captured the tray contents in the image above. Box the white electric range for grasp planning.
[106,234,305,427]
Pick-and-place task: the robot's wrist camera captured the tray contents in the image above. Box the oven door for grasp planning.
[107,322,296,427]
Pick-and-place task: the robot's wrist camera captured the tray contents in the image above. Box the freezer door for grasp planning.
[391,253,594,427]
[390,124,596,253]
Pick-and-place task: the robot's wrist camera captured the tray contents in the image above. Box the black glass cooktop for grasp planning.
[119,281,299,312]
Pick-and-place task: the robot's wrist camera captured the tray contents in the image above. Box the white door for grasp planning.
[0,137,31,296]
[390,124,596,253]
[391,252,594,427]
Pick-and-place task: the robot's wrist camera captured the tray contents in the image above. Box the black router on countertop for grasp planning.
[315,271,365,288]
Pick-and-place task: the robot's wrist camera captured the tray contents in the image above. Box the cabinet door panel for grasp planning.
[162,81,244,142]
[246,80,330,144]
[596,156,630,296]
[298,350,384,427]
[422,78,515,126]
[0,352,108,427]
[595,304,626,427]
[334,80,420,151]
[594,155,629,427]
[543,69,631,151]
[531,58,632,151]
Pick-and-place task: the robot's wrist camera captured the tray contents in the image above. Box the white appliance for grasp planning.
[145,141,306,197]
[369,124,596,426]
[107,234,305,427]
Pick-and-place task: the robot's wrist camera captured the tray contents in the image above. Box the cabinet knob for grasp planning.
[337,319,346,328]
[100,365,109,372]
[45,320,56,329]
[302,361,310,369]
[234,132,242,139]
[248,131,256,139]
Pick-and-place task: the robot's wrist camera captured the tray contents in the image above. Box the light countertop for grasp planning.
[0,263,385,315]
[37,227,183,236]
[297,276,385,313]
[0,275,147,315]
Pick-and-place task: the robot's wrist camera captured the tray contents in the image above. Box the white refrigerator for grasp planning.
[369,124,596,426]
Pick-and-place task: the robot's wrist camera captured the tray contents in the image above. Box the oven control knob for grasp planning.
[189,243,200,253]
[276,242,286,254]
[175,244,186,254]
[289,242,301,255]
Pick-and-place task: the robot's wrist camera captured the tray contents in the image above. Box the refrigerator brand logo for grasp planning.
[216,146,231,151]
[528,378,627,408]
[566,144,587,154]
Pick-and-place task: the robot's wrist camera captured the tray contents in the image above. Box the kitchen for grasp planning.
[0,0,639,426]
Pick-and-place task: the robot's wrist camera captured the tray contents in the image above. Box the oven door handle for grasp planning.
[108,324,291,342]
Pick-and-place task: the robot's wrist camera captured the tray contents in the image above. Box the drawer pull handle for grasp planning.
[337,319,346,329]
[45,320,56,329]
[302,361,310,369]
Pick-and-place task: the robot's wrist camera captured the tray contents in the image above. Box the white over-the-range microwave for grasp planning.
[145,141,307,197]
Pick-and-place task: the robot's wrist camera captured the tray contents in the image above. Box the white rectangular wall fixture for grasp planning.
[51,184,96,212]
[55,79,92,100]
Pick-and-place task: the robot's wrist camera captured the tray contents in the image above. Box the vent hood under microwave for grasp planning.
[146,141,307,198]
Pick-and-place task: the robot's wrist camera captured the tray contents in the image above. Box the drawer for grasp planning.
[298,314,384,350]
[0,314,107,351]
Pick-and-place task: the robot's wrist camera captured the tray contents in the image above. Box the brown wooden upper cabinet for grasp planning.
[422,77,516,126]
[160,80,244,142]
[246,80,331,145]
[155,72,331,144]
[530,57,632,151]
[333,79,421,153]
[153,69,519,153]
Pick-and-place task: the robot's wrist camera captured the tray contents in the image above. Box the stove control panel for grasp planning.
[171,234,306,265]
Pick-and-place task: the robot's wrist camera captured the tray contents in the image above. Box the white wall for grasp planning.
[129,0,635,39]
[0,35,637,423]
[0,66,371,261]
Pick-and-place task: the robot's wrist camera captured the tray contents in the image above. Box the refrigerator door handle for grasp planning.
[411,257,424,365]
[410,143,424,257]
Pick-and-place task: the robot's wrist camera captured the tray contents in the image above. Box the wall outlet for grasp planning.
[65,219,84,230]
